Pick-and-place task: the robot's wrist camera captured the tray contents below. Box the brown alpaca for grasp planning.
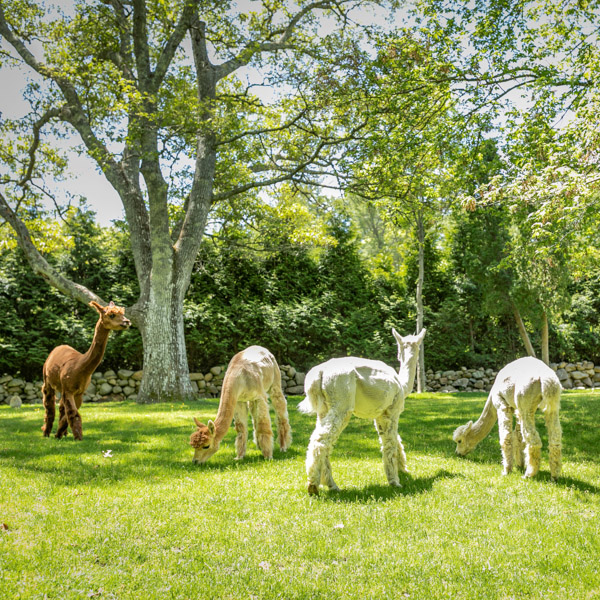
[190,346,292,464]
[41,301,131,440]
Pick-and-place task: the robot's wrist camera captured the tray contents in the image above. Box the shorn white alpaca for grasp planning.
[298,328,426,495]
[453,356,562,480]
[190,346,292,464]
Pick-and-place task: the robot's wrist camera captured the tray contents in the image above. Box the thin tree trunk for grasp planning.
[416,210,425,392]
[541,310,549,365]
[511,301,536,358]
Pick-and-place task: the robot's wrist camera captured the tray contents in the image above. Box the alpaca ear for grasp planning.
[208,420,215,435]
[193,416,203,428]
[89,301,104,314]
[417,328,427,342]
[391,327,403,347]
[465,420,473,433]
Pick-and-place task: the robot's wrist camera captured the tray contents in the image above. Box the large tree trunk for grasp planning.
[416,210,426,393]
[137,294,194,403]
[511,301,536,358]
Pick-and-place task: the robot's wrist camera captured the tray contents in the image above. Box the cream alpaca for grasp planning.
[453,356,562,479]
[190,346,292,463]
[298,328,426,495]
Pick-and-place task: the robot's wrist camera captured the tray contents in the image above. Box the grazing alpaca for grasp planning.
[190,346,292,464]
[298,328,426,495]
[453,356,562,480]
[41,301,131,440]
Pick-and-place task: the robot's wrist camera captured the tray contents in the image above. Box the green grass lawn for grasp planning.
[1,390,599,599]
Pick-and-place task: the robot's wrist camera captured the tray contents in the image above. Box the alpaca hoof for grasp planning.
[307,484,319,496]
[389,481,402,488]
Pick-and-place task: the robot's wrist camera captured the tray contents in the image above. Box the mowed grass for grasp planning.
[1,391,599,600]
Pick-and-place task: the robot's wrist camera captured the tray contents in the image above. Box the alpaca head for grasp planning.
[392,327,426,365]
[453,421,477,455]
[190,417,219,463]
[90,301,131,331]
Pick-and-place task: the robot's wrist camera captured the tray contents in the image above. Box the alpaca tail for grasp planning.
[297,366,321,415]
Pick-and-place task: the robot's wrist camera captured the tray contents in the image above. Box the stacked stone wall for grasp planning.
[0,363,306,406]
[1,360,597,406]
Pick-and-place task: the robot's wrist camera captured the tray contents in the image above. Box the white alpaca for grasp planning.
[298,328,426,495]
[190,346,292,464]
[453,356,562,480]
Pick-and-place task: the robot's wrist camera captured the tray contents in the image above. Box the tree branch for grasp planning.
[17,107,65,186]
[214,1,344,81]
[152,0,199,92]
[0,188,106,308]
[132,0,152,89]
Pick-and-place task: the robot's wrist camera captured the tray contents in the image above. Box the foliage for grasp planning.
[185,216,409,371]
[0,208,140,378]
[1,391,599,598]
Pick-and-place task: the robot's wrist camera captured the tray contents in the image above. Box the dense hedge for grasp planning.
[2,210,600,379]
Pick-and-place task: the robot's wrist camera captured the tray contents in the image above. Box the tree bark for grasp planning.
[416,210,426,393]
[137,293,194,402]
[541,310,549,365]
[511,301,536,358]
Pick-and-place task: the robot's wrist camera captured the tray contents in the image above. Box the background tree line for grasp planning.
[3,198,600,381]
[1,0,600,395]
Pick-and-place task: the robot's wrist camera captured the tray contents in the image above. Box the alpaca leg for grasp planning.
[513,415,525,470]
[320,454,338,489]
[497,407,514,475]
[520,409,541,478]
[234,402,248,460]
[254,397,274,460]
[41,382,56,437]
[248,401,258,446]
[63,393,83,440]
[545,409,562,480]
[321,410,351,491]
[375,412,407,487]
[269,385,292,452]
[306,409,352,495]
[55,399,69,439]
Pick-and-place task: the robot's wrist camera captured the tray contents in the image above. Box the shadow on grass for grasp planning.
[0,410,302,486]
[317,469,462,503]
[533,471,600,494]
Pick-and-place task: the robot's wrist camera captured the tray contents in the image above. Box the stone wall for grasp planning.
[427,360,600,392]
[0,363,307,406]
[1,360,597,406]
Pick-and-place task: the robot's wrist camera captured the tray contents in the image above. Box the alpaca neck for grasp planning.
[469,393,498,445]
[398,350,420,397]
[80,319,111,374]
[213,377,237,443]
